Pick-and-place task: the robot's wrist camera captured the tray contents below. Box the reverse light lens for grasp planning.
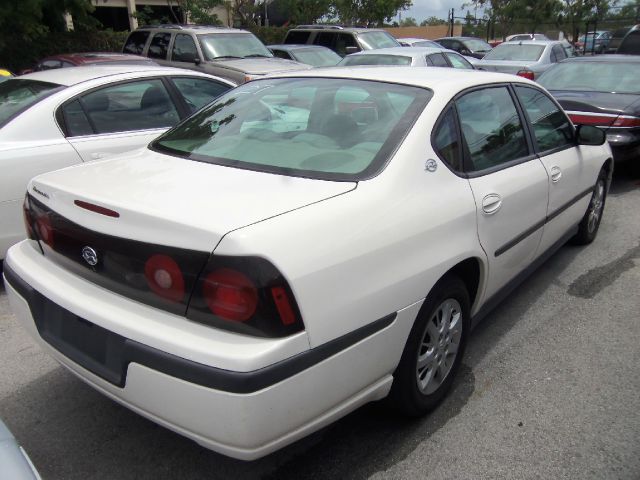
[202,268,258,322]
[36,215,54,248]
[144,254,185,302]
[517,70,535,80]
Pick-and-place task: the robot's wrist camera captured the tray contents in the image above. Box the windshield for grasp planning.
[358,31,400,49]
[539,61,640,94]
[198,33,272,59]
[340,54,412,66]
[152,77,431,181]
[464,39,492,52]
[483,44,545,61]
[0,79,63,128]
[293,48,341,67]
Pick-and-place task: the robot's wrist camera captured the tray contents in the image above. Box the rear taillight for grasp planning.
[187,256,304,338]
[23,195,36,240]
[611,115,640,128]
[36,214,54,248]
[567,111,618,127]
[517,70,535,80]
[144,254,186,303]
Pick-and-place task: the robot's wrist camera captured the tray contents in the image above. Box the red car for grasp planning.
[21,52,157,74]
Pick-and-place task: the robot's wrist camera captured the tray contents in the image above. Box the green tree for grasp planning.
[331,0,413,27]
[420,16,446,26]
[175,0,225,24]
[277,0,333,24]
[400,16,417,26]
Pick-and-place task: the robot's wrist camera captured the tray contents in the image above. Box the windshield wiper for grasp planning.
[244,54,271,58]
[212,55,242,60]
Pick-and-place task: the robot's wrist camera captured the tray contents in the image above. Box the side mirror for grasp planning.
[576,124,606,146]
[461,48,472,55]
[345,46,359,55]
[194,57,201,66]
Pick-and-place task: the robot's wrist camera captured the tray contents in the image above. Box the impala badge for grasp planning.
[82,246,99,266]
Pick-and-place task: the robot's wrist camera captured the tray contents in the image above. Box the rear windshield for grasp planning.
[340,54,412,66]
[0,79,63,128]
[152,77,431,181]
[539,61,640,94]
[358,31,400,49]
[198,33,272,59]
[483,44,545,61]
[294,48,341,67]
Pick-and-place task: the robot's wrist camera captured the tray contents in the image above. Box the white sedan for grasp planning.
[4,67,611,460]
[0,65,234,260]
[339,46,476,69]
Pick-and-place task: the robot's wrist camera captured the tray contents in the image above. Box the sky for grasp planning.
[402,0,481,22]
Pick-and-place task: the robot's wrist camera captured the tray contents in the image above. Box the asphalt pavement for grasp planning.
[1,169,639,480]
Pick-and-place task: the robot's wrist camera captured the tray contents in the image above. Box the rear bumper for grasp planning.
[3,241,419,460]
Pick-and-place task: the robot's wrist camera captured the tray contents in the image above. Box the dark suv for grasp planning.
[283,25,400,57]
[123,24,310,84]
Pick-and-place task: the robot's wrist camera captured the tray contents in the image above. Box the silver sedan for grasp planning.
[338,47,475,69]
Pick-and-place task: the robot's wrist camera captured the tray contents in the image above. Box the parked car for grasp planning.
[574,31,611,54]
[267,44,341,67]
[606,24,640,53]
[617,25,640,54]
[434,36,493,59]
[123,24,310,83]
[283,25,400,56]
[0,418,41,479]
[4,66,611,461]
[506,33,550,42]
[338,47,474,70]
[476,40,570,80]
[397,38,443,48]
[0,68,13,83]
[538,55,640,167]
[0,65,234,260]
[22,52,157,75]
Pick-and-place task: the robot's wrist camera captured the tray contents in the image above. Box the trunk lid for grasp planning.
[477,60,537,74]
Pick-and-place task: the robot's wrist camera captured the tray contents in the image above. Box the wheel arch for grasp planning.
[438,256,484,312]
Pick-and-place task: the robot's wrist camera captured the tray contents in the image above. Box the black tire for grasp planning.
[389,275,470,417]
[571,169,607,245]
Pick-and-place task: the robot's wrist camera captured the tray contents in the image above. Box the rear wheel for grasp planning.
[571,169,607,245]
[390,275,470,416]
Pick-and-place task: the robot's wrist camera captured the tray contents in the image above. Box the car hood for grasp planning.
[28,148,356,252]
[547,90,640,116]
[211,57,311,75]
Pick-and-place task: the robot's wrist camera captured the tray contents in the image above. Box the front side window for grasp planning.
[152,78,432,181]
[123,31,150,55]
[172,34,198,62]
[284,30,311,44]
[0,79,63,128]
[515,86,574,152]
[335,34,358,56]
[456,86,529,172]
[314,32,336,49]
[170,77,230,113]
[198,33,272,59]
[78,79,179,134]
[148,33,171,59]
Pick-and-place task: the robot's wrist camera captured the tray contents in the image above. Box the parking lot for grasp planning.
[1,168,638,480]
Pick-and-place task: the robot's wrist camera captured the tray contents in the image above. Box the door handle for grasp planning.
[550,166,562,183]
[482,193,502,215]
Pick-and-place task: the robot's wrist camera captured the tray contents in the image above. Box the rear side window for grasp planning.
[170,77,230,113]
[314,32,336,49]
[78,79,179,134]
[148,33,171,59]
[171,34,198,62]
[427,53,449,67]
[60,100,94,136]
[515,86,574,152]
[445,52,473,69]
[551,45,566,62]
[123,31,150,55]
[456,86,529,172]
[433,107,462,170]
[285,30,311,44]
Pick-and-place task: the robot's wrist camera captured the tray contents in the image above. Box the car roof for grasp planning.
[494,39,560,46]
[289,26,384,33]
[17,64,212,86]
[347,46,453,56]
[40,52,151,65]
[435,36,483,41]
[135,24,246,34]
[267,66,528,91]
